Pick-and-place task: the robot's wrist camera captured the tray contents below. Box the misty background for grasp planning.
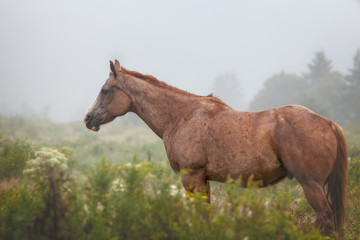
[1,0,360,123]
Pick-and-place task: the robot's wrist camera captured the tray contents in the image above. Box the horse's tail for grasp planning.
[326,122,348,235]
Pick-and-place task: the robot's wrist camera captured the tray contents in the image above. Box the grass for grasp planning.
[0,114,360,239]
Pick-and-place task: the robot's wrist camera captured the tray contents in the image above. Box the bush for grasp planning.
[23,147,71,240]
[0,183,35,240]
[0,136,33,180]
[76,158,325,240]
[1,155,351,239]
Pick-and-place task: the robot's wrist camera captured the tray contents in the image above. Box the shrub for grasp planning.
[0,155,338,239]
[0,183,35,240]
[87,156,116,197]
[0,136,33,180]
[23,147,70,240]
[80,158,325,240]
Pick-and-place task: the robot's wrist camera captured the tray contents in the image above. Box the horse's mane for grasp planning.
[118,67,226,105]
[119,67,178,92]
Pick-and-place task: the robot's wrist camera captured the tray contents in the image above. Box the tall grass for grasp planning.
[1,117,360,239]
[0,153,329,240]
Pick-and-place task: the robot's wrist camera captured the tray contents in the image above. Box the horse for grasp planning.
[84,60,348,237]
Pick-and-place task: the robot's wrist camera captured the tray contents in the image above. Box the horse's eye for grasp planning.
[101,89,111,95]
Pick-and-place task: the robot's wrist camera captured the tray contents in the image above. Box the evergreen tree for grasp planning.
[346,49,360,89]
[304,51,332,84]
[343,49,360,122]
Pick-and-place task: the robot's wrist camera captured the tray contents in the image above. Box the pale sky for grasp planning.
[1,0,359,121]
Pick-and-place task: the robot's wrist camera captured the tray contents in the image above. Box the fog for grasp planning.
[0,0,359,122]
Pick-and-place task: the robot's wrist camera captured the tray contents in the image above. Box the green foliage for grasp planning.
[1,115,360,239]
[23,147,69,180]
[342,49,360,123]
[249,72,308,110]
[87,156,116,199]
[296,92,330,117]
[348,157,360,190]
[248,49,360,124]
[346,49,360,89]
[75,140,166,168]
[0,182,35,240]
[22,147,71,240]
[1,156,329,240]
[81,158,327,240]
[298,72,348,122]
[0,114,167,168]
[345,157,360,240]
[0,136,33,180]
[344,124,360,159]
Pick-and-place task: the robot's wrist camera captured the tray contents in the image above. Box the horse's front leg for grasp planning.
[180,168,211,203]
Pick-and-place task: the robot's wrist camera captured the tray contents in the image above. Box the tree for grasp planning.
[297,72,348,122]
[211,72,244,109]
[343,49,360,122]
[346,49,360,89]
[304,51,332,84]
[249,72,308,110]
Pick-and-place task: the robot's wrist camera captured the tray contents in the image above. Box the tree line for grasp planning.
[249,49,360,124]
[212,49,360,125]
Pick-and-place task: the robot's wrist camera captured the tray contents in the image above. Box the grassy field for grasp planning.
[0,114,360,239]
[0,114,167,167]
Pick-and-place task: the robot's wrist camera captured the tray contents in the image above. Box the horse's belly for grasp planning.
[206,155,286,186]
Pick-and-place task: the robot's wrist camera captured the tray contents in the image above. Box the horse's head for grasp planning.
[84,60,131,131]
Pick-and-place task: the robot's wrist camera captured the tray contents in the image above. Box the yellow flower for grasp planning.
[201,195,208,200]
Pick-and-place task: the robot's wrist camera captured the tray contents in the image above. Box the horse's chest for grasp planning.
[163,134,206,172]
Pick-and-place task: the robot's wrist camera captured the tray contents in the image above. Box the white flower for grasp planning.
[23,147,69,179]
[96,202,104,211]
[169,184,186,197]
[111,178,125,193]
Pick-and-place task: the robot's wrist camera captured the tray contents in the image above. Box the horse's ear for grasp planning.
[110,61,117,77]
[114,59,121,69]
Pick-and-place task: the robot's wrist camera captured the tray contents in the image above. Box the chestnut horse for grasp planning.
[84,60,347,237]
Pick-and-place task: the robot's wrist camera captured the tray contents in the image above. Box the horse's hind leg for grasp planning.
[300,182,334,235]
[181,168,210,203]
[206,180,211,203]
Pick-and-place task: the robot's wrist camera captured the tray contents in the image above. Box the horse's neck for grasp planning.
[125,77,198,139]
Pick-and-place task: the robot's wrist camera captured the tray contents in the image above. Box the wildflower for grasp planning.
[169,184,186,197]
[23,147,69,180]
[201,195,208,200]
[169,184,178,196]
[110,178,125,193]
[96,202,104,212]
[84,204,89,214]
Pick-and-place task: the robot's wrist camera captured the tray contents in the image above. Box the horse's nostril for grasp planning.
[84,114,91,123]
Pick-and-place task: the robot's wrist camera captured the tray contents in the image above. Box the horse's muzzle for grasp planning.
[84,114,100,131]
